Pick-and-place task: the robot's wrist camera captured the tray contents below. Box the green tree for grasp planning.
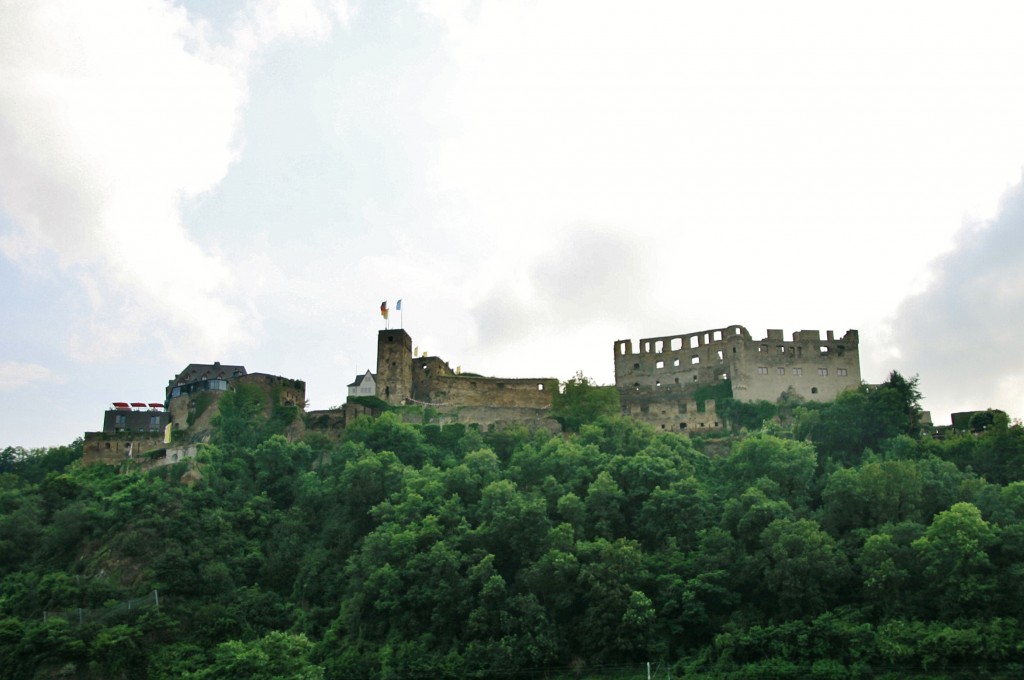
[759,518,851,620]
[856,525,923,621]
[188,631,323,679]
[550,373,620,433]
[573,538,652,661]
[212,384,269,451]
[584,471,627,540]
[717,434,817,507]
[912,502,998,619]
[795,372,922,465]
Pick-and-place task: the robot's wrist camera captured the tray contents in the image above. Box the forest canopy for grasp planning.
[2,372,1024,679]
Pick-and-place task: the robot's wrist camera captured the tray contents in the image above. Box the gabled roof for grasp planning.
[348,370,375,388]
[169,361,247,386]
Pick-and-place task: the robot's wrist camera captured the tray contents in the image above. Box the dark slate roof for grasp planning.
[348,370,375,388]
[169,362,247,387]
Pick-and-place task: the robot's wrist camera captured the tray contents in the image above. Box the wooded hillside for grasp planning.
[2,374,1023,678]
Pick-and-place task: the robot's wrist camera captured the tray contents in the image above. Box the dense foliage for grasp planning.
[3,374,1024,678]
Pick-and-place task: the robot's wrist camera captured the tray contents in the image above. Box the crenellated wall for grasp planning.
[376,329,558,430]
[614,324,861,430]
[411,356,556,408]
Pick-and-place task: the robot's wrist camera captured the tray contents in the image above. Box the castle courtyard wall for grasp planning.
[614,324,861,430]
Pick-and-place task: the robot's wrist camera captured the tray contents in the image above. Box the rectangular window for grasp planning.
[818,368,828,376]
[777,367,785,375]
[757,366,768,375]
[837,368,848,377]
[656,360,665,369]
[792,368,803,376]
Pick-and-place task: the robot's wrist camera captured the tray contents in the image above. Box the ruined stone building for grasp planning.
[81,402,171,466]
[83,362,305,467]
[164,362,305,436]
[614,324,861,432]
[376,329,559,431]
[82,323,865,468]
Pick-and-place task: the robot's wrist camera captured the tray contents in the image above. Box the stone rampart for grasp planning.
[411,356,556,409]
[614,324,861,430]
[82,432,167,466]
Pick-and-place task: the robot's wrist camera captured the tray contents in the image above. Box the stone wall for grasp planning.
[82,432,167,466]
[411,356,556,409]
[236,373,306,408]
[620,396,723,433]
[614,324,861,430]
[730,328,861,402]
[374,328,560,431]
[167,390,227,439]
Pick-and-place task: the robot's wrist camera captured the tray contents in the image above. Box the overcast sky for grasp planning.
[3,0,1024,448]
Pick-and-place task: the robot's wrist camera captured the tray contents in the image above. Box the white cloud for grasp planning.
[0,0,350,361]
[423,1,1024,318]
[0,361,61,391]
[248,0,353,43]
[890,172,1024,423]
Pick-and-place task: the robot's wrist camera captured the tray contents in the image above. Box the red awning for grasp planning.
[112,402,131,409]
[130,402,147,408]
[148,403,164,409]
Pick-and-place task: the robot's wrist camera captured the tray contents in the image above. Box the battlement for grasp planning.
[615,324,861,432]
[615,325,858,358]
[374,328,559,431]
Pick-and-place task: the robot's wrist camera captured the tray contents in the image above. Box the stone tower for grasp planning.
[376,329,413,405]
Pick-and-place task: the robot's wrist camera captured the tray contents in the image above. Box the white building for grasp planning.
[347,370,377,397]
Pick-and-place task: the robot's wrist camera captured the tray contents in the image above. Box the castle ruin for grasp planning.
[614,324,861,432]
[376,329,559,431]
[82,322,864,468]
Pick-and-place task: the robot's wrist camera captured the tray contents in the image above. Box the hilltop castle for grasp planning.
[375,329,559,430]
[82,323,862,467]
[82,362,306,467]
[614,325,861,432]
